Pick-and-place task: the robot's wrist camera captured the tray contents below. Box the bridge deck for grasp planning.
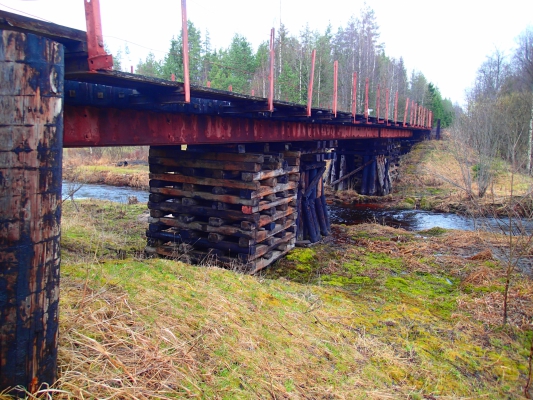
[1,9,430,148]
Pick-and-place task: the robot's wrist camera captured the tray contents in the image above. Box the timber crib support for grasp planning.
[145,140,338,269]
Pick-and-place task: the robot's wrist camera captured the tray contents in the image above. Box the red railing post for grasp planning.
[364,78,369,123]
[269,28,275,112]
[332,60,338,117]
[403,97,409,127]
[352,72,358,123]
[385,88,390,125]
[84,0,113,71]
[306,49,316,117]
[376,84,381,122]
[181,0,190,102]
[394,91,398,124]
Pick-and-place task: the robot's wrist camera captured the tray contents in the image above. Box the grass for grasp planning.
[63,164,149,189]
[5,199,525,399]
[395,138,533,216]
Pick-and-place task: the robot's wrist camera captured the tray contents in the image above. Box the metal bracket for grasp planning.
[84,0,113,71]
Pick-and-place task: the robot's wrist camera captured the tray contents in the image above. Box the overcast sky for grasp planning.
[1,0,532,104]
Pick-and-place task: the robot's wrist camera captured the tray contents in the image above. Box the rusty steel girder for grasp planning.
[63,105,414,147]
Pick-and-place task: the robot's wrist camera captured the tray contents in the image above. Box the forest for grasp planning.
[122,4,454,128]
[452,27,533,197]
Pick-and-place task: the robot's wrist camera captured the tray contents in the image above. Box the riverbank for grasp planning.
[40,198,532,399]
[63,163,150,190]
[62,139,533,218]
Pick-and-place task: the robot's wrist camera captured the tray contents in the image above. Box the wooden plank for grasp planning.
[241,168,284,182]
[147,231,256,254]
[149,156,261,172]
[247,243,296,273]
[150,186,259,206]
[148,201,260,222]
[241,181,298,199]
[242,195,295,214]
[149,147,265,163]
[238,233,296,262]
[303,167,326,198]
[149,173,261,190]
[300,161,326,171]
[186,144,246,154]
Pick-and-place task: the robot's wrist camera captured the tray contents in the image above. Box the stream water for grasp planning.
[63,182,532,234]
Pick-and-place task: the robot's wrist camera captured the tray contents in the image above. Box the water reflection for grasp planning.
[329,203,532,234]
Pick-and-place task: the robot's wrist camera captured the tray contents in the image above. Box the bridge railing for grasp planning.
[82,0,433,130]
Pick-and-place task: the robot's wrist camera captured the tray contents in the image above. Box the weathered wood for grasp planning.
[150,147,265,163]
[186,144,246,154]
[0,30,64,394]
[242,196,295,214]
[304,167,326,198]
[150,174,261,190]
[315,197,329,235]
[338,155,346,191]
[241,166,298,182]
[301,161,326,171]
[149,156,262,172]
[150,186,260,206]
[238,233,296,262]
[329,159,373,186]
[302,199,319,243]
[148,201,261,222]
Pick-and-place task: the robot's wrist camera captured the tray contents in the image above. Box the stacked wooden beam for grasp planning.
[145,144,299,273]
[327,139,401,196]
[293,141,335,244]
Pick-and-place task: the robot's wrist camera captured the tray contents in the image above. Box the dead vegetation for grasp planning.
[0,200,523,399]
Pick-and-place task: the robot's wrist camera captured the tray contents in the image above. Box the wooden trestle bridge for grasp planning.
[0,0,433,395]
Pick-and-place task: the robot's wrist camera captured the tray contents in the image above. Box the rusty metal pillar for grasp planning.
[0,30,64,395]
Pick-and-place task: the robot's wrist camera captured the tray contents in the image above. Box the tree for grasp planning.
[135,52,162,77]
[513,27,533,173]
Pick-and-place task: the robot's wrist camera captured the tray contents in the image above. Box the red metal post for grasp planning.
[130,65,133,74]
[306,49,316,117]
[181,0,190,102]
[84,0,113,71]
[228,85,233,92]
[207,81,211,88]
[352,72,357,123]
[403,97,409,127]
[171,73,176,81]
[394,91,398,124]
[251,89,255,96]
[333,60,338,117]
[429,111,433,128]
[364,78,369,123]
[269,28,275,112]
[410,100,414,125]
[376,84,381,122]
[385,88,390,125]
[414,103,418,126]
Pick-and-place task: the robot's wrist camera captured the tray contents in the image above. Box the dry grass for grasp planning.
[394,139,533,217]
[7,201,519,399]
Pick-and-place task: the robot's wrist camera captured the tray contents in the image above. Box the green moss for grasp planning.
[420,197,432,210]
[399,201,416,210]
[419,227,447,236]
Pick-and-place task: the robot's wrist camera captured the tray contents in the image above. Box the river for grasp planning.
[63,182,532,235]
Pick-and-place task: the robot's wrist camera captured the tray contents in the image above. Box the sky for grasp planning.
[1,0,532,105]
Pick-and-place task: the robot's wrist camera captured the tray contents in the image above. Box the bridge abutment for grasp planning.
[0,30,63,394]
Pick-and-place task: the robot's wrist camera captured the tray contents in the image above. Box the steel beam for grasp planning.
[63,105,415,147]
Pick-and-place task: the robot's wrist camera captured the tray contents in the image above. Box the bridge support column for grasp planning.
[327,139,400,196]
[0,31,64,394]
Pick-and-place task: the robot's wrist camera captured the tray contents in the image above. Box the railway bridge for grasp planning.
[0,1,432,395]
